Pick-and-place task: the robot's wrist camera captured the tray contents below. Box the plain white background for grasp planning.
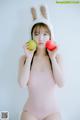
[0,0,80,120]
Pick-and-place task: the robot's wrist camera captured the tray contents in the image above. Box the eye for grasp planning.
[44,33,48,36]
[35,32,39,36]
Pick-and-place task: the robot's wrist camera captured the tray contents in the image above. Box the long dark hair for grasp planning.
[30,23,53,73]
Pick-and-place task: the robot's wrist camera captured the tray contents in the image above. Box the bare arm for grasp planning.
[51,54,64,88]
[55,53,63,72]
[18,55,31,88]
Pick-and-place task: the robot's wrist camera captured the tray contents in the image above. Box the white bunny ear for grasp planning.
[31,7,37,20]
[40,5,48,19]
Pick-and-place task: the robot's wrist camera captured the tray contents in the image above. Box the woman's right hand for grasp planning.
[23,43,36,60]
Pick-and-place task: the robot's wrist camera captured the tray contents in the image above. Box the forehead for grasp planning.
[33,25,50,33]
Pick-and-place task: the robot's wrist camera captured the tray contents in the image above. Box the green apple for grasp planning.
[26,40,37,51]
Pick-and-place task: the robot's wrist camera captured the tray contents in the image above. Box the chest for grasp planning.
[31,55,52,73]
[28,55,55,88]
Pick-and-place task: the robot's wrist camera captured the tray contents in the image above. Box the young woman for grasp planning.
[18,6,64,120]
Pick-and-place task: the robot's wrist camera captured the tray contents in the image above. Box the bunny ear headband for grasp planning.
[31,5,48,20]
[29,5,55,41]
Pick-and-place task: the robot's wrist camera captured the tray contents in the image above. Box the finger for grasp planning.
[54,49,58,54]
[26,46,29,49]
[26,44,29,47]
[25,41,29,44]
[24,45,29,51]
[33,47,36,52]
[24,44,29,49]
[53,49,57,53]
[26,42,30,45]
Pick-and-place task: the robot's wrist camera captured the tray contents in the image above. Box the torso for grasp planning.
[23,54,59,114]
[28,54,56,96]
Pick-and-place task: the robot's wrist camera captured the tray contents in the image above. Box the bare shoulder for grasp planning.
[19,55,26,64]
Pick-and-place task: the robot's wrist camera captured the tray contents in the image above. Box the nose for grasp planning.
[39,35,44,43]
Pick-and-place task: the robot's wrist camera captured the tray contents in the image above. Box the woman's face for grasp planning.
[32,27,50,48]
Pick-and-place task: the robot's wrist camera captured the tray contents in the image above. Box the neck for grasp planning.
[35,46,47,56]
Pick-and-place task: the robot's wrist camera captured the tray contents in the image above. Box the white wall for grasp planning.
[0,0,80,120]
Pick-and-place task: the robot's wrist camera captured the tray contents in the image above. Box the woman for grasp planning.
[18,6,64,120]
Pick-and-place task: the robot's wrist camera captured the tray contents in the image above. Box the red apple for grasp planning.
[45,40,58,51]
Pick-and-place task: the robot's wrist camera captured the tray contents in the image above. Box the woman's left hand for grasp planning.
[47,47,58,60]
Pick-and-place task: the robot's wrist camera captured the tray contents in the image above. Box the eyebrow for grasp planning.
[34,30,49,33]
[45,31,49,33]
